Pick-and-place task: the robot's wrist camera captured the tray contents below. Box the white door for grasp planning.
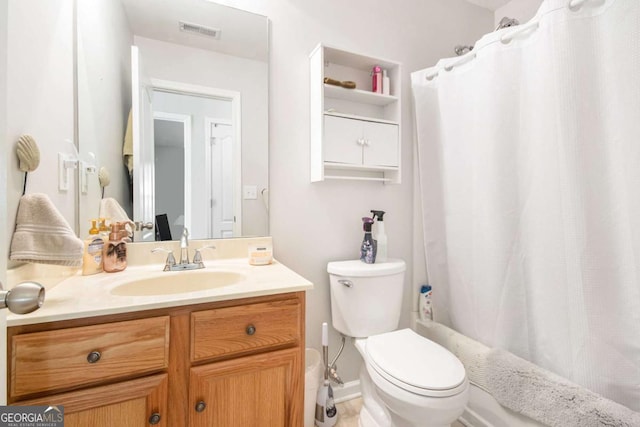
[207,121,234,238]
[131,46,155,242]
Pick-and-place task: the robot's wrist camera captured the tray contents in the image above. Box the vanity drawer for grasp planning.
[191,298,301,362]
[10,316,170,399]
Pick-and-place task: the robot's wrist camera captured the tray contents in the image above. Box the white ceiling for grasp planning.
[464,0,512,11]
[120,0,269,62]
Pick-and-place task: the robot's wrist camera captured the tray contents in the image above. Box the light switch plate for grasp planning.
[243,185,258,200]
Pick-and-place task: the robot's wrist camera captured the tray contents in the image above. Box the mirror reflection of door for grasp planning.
[207,121,234,238]
[150,89,239,240]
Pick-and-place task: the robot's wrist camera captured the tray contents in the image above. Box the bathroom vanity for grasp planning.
[6,238,311,427]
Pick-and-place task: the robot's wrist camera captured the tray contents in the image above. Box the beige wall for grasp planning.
[258,0,493,384]
[3,0,494,386]
[495,0,544,26]
[6,0,76,266]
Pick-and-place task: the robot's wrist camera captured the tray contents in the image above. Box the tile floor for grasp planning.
[335,398,466,427]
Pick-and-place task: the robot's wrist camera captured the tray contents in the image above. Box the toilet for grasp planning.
[328,259,469,427]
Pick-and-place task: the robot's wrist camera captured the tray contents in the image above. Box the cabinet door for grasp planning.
[190,347,302,427]
[15,374,168,427]
[323,115,363,165]
[363,121,399,167]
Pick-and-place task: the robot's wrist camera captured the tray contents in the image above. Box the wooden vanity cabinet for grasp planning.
[7,292,305,427]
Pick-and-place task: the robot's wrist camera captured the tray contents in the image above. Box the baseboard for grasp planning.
[333,380,361,404]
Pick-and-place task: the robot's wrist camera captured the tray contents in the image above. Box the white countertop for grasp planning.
[7,258,313,327]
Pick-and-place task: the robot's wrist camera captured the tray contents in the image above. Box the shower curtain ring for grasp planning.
[425,72,439,81]
[568,0,588,12]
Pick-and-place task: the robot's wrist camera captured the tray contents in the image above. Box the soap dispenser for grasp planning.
[371,210,387,263]
[82,219,104,276]
[103,223,127,273]
[360,217,377,264]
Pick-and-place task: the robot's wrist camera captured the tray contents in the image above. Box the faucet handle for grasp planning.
[152,248,176,271]
[193,245,216,268]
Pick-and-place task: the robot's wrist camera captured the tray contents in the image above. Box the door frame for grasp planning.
[152,111,192,236]
[204,116,241,238]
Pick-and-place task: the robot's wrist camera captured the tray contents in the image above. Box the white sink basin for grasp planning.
[110,270,246,296]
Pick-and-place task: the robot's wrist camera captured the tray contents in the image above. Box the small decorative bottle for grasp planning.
[419,285,433,321]
[103,223,127,273]
[371,65,382,94]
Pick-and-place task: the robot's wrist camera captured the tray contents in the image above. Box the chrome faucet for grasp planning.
[180,227,190,265]
[152,228,216,272]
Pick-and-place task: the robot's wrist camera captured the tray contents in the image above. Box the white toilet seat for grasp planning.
[364,329,467,398]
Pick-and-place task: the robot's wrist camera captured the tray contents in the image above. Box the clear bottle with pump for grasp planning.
[360,217,377,264]
[371,210,387,263]
[103,222,127,273]
[82,219,104,275]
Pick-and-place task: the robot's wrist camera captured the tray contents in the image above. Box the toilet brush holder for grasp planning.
[315,322,337,427]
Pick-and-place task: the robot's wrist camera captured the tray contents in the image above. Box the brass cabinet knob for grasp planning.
[246,324,256,335]
[195,401,206,413]
[87,351,101,363]
[148,413,161,425]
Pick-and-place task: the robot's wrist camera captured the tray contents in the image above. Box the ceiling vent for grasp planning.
[179,21,221,40]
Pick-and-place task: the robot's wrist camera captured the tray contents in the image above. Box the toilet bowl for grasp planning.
[357,329,469,427]
[327,259,469,427]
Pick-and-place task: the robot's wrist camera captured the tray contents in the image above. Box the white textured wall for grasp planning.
[77,0,133,238]
[495,0,544,26]
[6,0,75,266]
[244,0,493,383]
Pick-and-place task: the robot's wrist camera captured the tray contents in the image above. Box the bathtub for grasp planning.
[415,319,547,427]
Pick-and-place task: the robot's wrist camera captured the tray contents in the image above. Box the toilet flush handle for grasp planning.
[338,279,353,288]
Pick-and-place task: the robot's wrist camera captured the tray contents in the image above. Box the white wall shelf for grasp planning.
[324,111,398,126]
[310,43,402,183]
[324,84,398,106]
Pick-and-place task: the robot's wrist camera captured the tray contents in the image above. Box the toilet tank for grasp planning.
[328,259,406,338]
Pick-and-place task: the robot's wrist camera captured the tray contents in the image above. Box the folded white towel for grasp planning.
[10,193,83,267]
[99,197,134,234]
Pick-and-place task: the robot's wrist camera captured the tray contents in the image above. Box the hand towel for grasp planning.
[99,197,134,234]
[10,193,83,267]
[123,109,133,178]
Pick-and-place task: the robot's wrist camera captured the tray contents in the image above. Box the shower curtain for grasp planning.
[412,0,640,411]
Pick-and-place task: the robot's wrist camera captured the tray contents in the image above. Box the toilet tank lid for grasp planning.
[327,259,406,277]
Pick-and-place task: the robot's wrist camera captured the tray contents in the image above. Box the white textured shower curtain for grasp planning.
[412,0,640,411]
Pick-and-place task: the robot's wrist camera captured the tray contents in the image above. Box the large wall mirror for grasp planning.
[77,0,269,241]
